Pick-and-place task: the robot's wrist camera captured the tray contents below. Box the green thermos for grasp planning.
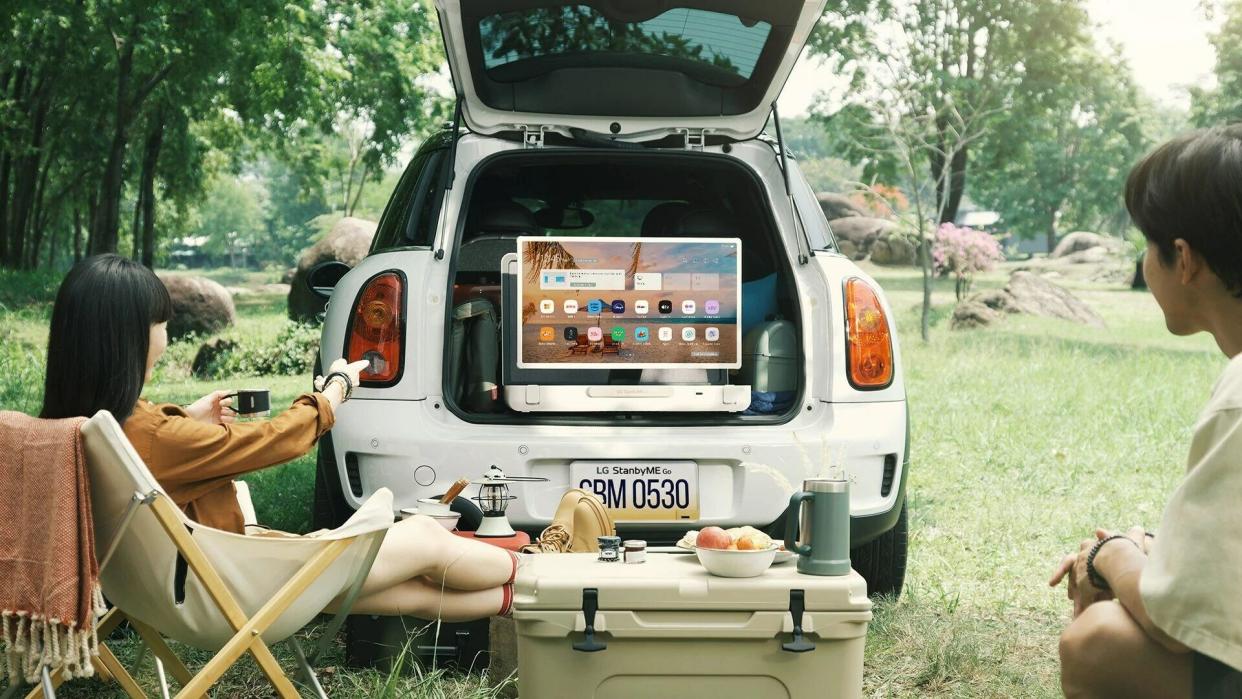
[784,478,851,576]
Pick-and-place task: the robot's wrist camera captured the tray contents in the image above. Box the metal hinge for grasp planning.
[521,124,547,148]
[680,128,708,151]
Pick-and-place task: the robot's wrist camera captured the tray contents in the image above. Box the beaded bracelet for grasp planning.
[1086,534,1141,591]
[323,371,355,401]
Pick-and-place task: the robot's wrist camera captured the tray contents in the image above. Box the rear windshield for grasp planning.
[478,5,772,81]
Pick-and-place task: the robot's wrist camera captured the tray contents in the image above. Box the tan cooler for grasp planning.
[511,552,872,699]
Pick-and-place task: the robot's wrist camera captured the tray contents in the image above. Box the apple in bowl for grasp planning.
[694,527,778,577]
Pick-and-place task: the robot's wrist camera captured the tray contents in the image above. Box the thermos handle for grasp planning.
[784,492,814,556]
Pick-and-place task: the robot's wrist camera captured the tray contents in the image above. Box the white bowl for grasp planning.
[399,508,462,530]
[416,498,454,516]
[694,545,778,578]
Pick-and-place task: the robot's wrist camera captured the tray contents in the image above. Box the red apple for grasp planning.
[696,526,732,550]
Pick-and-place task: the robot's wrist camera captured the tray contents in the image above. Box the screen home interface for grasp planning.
[517,237,742,369]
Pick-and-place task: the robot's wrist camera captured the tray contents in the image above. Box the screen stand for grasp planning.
[505,384,752,413]
[638,368,709,385]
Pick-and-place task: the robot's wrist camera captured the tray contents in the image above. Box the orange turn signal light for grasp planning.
[844,278,894,390]
[346,272,404,384]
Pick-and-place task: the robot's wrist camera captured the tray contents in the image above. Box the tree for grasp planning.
[194,175,266,268]
[1193,0,1242,125]
[810,0,1093,224]
[971,46,1149,249]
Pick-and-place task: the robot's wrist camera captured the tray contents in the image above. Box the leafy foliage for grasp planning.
[932,224,1003,299]
[196,321,321,379]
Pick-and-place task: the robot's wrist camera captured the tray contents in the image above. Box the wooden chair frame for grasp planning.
[5,490,384,699]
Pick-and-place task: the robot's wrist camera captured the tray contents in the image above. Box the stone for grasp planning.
[817,192,869,221]
[955,271,1105,330]
[157,274,237,340]
[837,239,861,260]
[1060,246,1111,265]
[191,338,237,379]
[870,234,918,266]
[951,299,1002,330]
[828,216,898,258]
[288,216,377,321]
[1050,231,1125,259]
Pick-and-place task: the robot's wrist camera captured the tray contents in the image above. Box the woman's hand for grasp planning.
[184,390,236,425]
[314,359,371,408]
[1050,534,1114,618]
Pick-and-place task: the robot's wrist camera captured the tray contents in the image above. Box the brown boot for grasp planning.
[524,488,615,553]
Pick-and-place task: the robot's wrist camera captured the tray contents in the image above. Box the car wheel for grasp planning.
[312,432,353,530]
[850,503,908,599]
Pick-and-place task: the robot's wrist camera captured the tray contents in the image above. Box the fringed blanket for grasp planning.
[0,412,104,683]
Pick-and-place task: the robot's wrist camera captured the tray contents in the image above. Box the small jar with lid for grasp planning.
[597,536,622,562]
[623,539,647,564]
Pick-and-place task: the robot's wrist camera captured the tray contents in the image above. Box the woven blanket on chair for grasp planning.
[0,412,105,683]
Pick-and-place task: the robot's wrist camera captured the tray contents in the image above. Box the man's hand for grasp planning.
[184,390,236,425]
[1050,535,1113,618]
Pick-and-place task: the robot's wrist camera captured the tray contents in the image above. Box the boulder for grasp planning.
[828,216,898,256]
[817,192,869,221]
[191,338,237,379]
[1050,231,1125,259]
[837,239,863,260]
[870,234,918,266]
[158,274,237,340]
[1060,246,1111,265]
[288,217,377,321]
[951,299,1002,330]
[953,271,1104,330]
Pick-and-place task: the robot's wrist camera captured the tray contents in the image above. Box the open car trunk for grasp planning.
[443,149,806,425]
[434,0,827,141]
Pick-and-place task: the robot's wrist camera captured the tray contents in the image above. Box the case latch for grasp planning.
[781,589,816,653]
[572,588,607,652]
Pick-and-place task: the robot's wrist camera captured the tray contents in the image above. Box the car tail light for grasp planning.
[345,271,404,384]
[844,278,893,390]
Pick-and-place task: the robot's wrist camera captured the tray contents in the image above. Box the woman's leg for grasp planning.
[1059,600,1192,699]
[332,577,507,621]
[357,515,516,597]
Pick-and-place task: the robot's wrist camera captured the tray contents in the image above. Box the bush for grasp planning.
[932,224,1004,300]
[195,322,320,379]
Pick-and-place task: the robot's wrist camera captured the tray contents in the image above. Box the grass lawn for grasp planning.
[0,262,1225,697]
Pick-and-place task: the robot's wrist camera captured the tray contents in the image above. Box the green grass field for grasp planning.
[0,261,1224,697]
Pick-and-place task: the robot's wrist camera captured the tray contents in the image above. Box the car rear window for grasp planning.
[478,5,772,81]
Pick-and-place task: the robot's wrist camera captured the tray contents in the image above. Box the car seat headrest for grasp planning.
[470,200,538,236]
[671,209,741,238]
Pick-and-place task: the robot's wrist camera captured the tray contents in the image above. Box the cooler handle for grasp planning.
[781,589,816,653]
[572,588,607,653]
[785,492,814,556]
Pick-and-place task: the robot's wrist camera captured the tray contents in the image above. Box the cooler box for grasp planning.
[512,552,872,699]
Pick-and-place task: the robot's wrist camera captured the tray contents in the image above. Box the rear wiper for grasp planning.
[566,127,645,150]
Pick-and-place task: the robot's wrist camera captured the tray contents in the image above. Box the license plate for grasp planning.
[570,461,699,521]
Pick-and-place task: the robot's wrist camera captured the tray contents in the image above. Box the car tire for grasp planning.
[312,432,353,531]
[850,503,908,599]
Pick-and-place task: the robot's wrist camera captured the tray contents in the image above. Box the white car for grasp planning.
[311,0,909,597]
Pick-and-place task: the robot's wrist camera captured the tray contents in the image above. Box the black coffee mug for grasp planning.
[231,389,271,417]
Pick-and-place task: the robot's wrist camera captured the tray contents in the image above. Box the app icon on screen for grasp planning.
[658,327,673,341]
[635,326,650,342]
[587,327,603,341]
[658,300,673,314]
[705,299,720,315]
[635,300,649,314]
[587,299,603,314]
[611,326,625,342]
[681,327,696,342]
[564,327,579,341]
[539,326,555,342]
[705,327,720,342]
[681,300,696,315]
[563,300,579,314]
[611,300,626,313]
[539,299,555,314]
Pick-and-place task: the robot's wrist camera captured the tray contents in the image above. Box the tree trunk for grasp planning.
[941,145,968,224]
[1045,213,1058,255]
[91,37,137,255]
[347,161,369,217]
[131,185,143,260]
[73,207,83,263]
[920,232,932,343]
[139,116,164,269]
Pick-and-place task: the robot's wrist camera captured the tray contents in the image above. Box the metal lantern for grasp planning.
[472,465,548,538]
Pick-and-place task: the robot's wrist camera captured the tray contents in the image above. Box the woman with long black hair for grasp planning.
[41,254,519,620]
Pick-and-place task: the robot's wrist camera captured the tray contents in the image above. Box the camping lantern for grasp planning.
[473,465,548,537]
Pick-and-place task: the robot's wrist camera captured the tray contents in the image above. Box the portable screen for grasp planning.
[516,237,742,370]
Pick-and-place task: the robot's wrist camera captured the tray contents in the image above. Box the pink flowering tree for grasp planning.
[932,223,1004,300]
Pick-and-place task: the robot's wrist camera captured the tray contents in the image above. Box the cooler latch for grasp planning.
[782,589,816,653]
[572,588,607,652]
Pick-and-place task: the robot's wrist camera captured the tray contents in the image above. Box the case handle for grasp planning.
[572,588,607,652]
[781,589,816,653]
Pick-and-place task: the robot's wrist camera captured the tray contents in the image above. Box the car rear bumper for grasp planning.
[328,397,907,539]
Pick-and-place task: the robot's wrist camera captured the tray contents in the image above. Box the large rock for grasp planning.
[158,274,237,340]
[870,234,918,266]
[1050,231,1125,259]
[828,216,897,256]
[288,217,377,321]
[817,192,869,221]
[953,271,1104,330]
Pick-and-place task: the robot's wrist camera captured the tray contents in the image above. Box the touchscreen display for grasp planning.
[517,237,741,369]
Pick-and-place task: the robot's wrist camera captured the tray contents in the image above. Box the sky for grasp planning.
[776,0,1222,117]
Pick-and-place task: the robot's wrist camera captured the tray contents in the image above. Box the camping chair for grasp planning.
[568,335,590,355]
[22,410,393,699]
